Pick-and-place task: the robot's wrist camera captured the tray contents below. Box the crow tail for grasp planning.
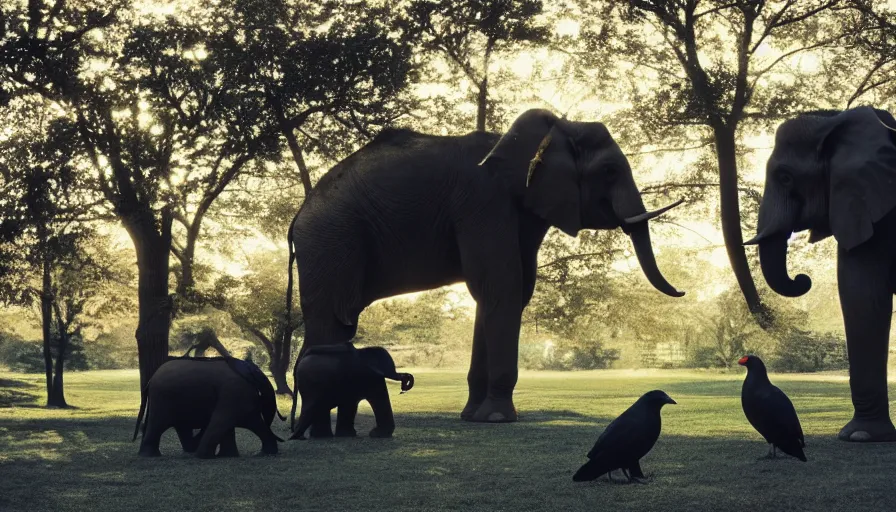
[779,442,808,462]
[572,459,610,482]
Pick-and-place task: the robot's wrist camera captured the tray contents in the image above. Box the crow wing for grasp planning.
[586,408,659,465]
[743,383,806,460]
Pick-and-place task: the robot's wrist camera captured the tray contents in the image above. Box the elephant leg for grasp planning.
[244,415,279,455]
[309,408,333,438]
[836,245,896,442]
[335,401,359,437]
[471,298,522,423]
[138,406,169,457]
[367,380,395,438]
[461,308,488,421]
[196,410,235,459]
[459,232,522,423]
[290,402,315,440]
[217,429,239,457]
[175,425,199,453]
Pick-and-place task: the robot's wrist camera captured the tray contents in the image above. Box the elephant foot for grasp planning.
[138,448,161,458]
[369,427,394,438]
[309,425,333,439]
[838,417,896,442]
[260,444,278,456]
[460,399,483,421]
[217,448,240,458]
[335,427,357,438]
[467,397,518,423]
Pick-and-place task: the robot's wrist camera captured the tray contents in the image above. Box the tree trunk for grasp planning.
[270,356,292,395]
[282,127,313,196]
[713,124,773,328]
[48,327,68,408]
[476,77,489,132]
[40,258,53,403]
[175,238,196,307]
[130,213,174,398]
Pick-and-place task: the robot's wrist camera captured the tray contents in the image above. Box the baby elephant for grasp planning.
[134,356,283,458]
[290,343,414,440]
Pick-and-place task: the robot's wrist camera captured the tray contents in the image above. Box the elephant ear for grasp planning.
[479,109,597,236]
[821,107,896,251]
[358,346,404,380]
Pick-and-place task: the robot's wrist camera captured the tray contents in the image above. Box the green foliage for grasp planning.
[772,329,848,373]
[0,332,42,373]
[522,338,620,370]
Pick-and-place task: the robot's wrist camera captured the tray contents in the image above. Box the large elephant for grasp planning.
[745,105,896,442]
[290,343,414,440]
[286,109,684,424]
[134,357,283,457]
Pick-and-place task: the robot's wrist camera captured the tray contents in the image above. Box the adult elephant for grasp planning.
[745,106,896,442]
[287,109,685,424]
[290,343,414,440]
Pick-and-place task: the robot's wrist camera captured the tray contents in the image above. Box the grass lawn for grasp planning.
[1,368,896,511]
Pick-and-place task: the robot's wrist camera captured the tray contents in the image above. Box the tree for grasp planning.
[0,103,129,404]
[210,250,300,394]
[583,0,877,327]
[833,1,896,108]
[0,2,282,391]
[408,0,550,131]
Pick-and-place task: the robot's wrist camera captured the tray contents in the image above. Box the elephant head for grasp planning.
[358,346,415,394]
[479,109,684,297]
[744,106,896,297]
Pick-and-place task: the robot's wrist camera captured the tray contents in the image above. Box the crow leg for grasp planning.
[759,444,777,460]
[628,462,648,484]
[621,468,631,482]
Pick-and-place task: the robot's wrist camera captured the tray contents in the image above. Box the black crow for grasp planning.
[572,390,676,483]
[739,354,807,461]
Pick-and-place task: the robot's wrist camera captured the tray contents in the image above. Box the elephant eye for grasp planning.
[777,171,794,188]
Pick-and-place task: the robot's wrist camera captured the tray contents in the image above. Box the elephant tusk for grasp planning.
[622,199,684,225]
[526,131,553,187]
[743,228,780,246]
[877,116,896,132]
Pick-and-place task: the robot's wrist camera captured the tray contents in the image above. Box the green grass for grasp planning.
[2,369,896,511]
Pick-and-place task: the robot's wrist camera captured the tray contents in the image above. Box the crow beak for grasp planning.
[666,397,677,405]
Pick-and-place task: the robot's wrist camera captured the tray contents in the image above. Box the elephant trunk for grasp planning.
[613,183,684,297]
[743,195,812,297]
[398,372,414,394]
[752,232,812,297]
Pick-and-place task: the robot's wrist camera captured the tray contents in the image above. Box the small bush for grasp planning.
[522,340,619,370]
[772,329,848,372]
[0,335,44,373]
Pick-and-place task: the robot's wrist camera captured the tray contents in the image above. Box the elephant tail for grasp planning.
[284,210,301,342]
[398,372,414,394]
[132,386,149,442]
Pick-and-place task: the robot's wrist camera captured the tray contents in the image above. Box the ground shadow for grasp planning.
[0,377,41,408]
[3,408,896,512]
